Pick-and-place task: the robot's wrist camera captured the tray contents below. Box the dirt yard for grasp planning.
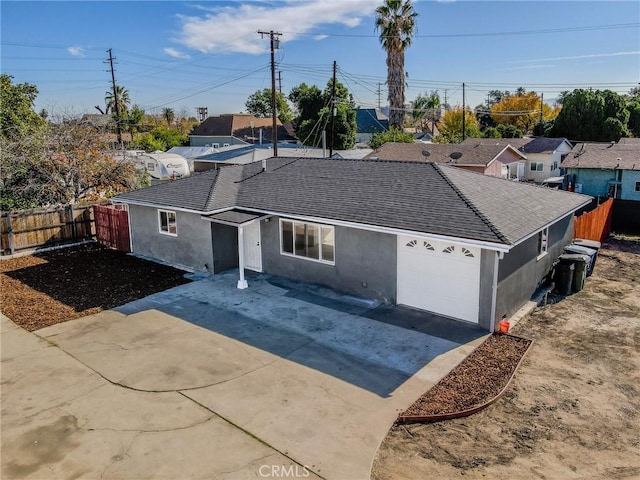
[0,243,191,331]
[373,238,640,480]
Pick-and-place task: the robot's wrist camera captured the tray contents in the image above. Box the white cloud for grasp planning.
[511,51,640,64]
[164,47,191,59]
[67,46,85,57]
[174,0,380,55]
[314,34,329,41]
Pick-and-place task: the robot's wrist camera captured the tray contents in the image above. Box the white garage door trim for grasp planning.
[397,236,481,323]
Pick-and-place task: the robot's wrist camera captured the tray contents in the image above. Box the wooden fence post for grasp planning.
[6,212,14,255]
[69,204,77,240]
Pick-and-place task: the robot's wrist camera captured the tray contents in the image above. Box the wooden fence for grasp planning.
[94,204,131,252]
[1,204,97,255]
[574,198,613,242]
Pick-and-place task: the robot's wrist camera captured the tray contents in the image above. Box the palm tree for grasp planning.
[162,107,175,126]
[375,0,418,130]
[104,85,131,116]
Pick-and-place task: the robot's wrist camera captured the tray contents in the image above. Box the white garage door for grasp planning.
[397,236,481,323]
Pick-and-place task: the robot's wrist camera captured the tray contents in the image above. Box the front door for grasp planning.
[243,221,262,272]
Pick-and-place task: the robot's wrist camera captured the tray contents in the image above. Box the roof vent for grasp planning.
[422,150,431,157]
[450,152,463,160]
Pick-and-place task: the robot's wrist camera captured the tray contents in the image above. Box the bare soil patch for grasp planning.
[373,238,640,480]
[0,243,191,331]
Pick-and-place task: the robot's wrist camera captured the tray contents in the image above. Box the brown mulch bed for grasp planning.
[401,334,531,417]
[0,243,191,331]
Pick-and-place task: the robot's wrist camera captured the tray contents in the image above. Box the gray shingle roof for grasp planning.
[562,142,640,170]
[115,158,591,246]
[460,137,570,154]
[438,166,590,244]
[115,169,222,211]
[365,142,524,166]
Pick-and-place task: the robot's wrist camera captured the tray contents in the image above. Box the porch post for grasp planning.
[237,225,248,289]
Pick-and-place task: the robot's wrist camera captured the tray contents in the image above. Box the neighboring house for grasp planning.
[364,142,527,180]
[189,114,297,147]
[192,144,373,172]
[561,141,640,200]
[355,108,389,144]
[462,137,572,182]
[114,158,590,331]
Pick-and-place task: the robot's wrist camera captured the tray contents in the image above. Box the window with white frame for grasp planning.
[530,162,544,172]
[159,210,177,236]
[280,219,335,263]
[537,227,549,256]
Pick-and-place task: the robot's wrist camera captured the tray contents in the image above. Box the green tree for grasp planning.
[245,88,293,124]
[411,91,440,133]
[291,79,356,149]
[127,105,146,139]
[0,74,44,139]
[483,127,501,138]
[369,126,414,149]
[375,0,418,129]
[435,108,482,143]
[289,83,324,127]
[162,107,175,126]
[129,126,188,152]
[550,89,630,141]
[496,124,523,138]
[105,85,131,115]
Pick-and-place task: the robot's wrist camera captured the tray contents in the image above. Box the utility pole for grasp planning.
[278,71,282,94]
[329,61,337,158]
[443,89,448,111]
[258,30,282,156]
[462,82,466,141]
[539,93,544,125]
[105,48,122,148]
[377,82,382,110]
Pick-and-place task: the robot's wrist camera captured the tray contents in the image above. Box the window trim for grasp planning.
[536,227,549,260]
[279,218,335,265]
[158,209,178,236]
[530,162,543,172]
[635,181,640,192]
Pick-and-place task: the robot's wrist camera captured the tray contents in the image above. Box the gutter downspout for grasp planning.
[489,250,503,331]
[237,226,248,289]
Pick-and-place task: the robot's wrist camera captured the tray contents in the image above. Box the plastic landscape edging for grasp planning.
[396,333,534,424]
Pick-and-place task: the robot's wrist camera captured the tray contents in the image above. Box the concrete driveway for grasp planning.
[1,270,485,480]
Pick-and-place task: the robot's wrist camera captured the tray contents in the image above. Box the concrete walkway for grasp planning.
[1,271,485,479]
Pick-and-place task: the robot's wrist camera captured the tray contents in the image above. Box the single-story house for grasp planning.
[364,142,527,180]
[561,141,640,200]
[355,108,389,144]
[462,137,572,182]
[114,158,590,331]
[189,114,297,147]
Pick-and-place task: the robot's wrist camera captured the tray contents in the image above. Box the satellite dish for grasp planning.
[450,152,463,160]
[422,150,431,157]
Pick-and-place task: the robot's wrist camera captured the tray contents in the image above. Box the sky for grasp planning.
[1,0,639,119]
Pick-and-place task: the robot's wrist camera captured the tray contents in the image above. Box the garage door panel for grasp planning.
[397,236,480,323]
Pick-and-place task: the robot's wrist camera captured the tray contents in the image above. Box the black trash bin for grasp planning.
[564,244,597,276]
[572,239,602,271]
[559,253,589,293]
[554,262,574,295]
